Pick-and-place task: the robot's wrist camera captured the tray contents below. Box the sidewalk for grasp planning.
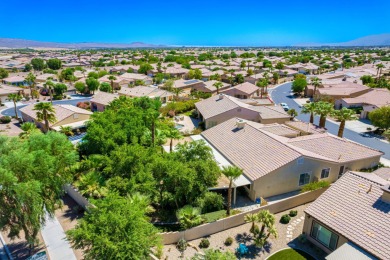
[41,214,76,260]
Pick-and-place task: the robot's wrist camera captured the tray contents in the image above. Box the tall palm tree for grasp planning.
[165,128,183,152]
[256,79,268,98]
[332,107,357,137]
[7,93,22,119]
[310,77,322,101]
[213,81,224,94]
[301,102,317,124]
[108,75,116,93]
[376,63,384,78]
[314,101,334,128]
[25,72,36,98]
[44,80,55,104]
[244,213,258,234]
[33,102,56,133]
[222,166,243,216]
[262,72,270,94]
[252,210,277,247]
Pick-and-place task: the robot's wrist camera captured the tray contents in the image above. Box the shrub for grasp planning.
[199,238,210,248]
[0,116,11,124]
[195,192,225,214]
[224,237,233,246]
[77,101,91,110]
[280,214,291,224]
[289,210,298,217]
[300,181,330,193]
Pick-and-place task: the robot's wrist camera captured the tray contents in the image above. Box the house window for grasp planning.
[338,166,345,179]
[321,168,330,179]
[73,113,79,119]
[310,222,338,250]
[299,173,310,186]
[297,157,304,165]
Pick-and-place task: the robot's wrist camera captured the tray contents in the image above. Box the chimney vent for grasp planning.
[236,119,246,129]
[381,184,390,204]
[219,94,224,100]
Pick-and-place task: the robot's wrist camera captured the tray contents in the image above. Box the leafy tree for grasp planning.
[0,132,77,250]
[368,106,390,130]
[60,68,75,81]
[360,75,374,85]
[165,127,183,152]
[31,58,46,71]
[301,102,317,124]
[291,78,307,95]
[222,166,243,215]
[53,83,67,97]
[24,63,32,72]
[88,71,99,79]
[287,108,298,118]
[332,108,357,137]
[0,68,9,79]
[75,82,87,94]
[314,101,334,128]
[59,126,74,136]
[275,62,284,70]
[99,82,112,93]
[256,78,268,98]
[7,93,22,119]
[46,58,62,70]
[139,63,153,75]
[34,102,56,133]
[192,249,236,260]
[98,70,108,78]
[86,77,100,94]
[19,122,39,139]
[66,193,161,260]
[176,205,204,230]
[234,74,244,85]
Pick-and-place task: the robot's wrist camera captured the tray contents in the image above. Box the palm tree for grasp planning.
[244,213,258,234]
[262,72,270,94]
[213,81,224,94]
[376,63,384,78]
[25,72,36,98]
[172,88,183,101]
[7,93,22,120]
[165,128,183,152]
[19,122,38,139]
[33,102,56,133]
[314,101,334,128]
[332,108,357,137]
[59,126,74,136]
[253,210,277,247]
[301,102,317,124]
[256,79,267,98]
[176,205,204,230]
[108,75,116,93]
[222,166,243,216]
[44,80,55,104]
[310,77,322,101]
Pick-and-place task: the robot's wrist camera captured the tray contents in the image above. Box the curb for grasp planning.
[0,233,13,260]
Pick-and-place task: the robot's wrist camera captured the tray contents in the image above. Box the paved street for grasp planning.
[0,97,92,118]
[270,82,390,159]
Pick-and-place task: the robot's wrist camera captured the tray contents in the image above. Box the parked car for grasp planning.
[280,103,289,111]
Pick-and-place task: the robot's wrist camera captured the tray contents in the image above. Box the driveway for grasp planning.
[270,82,390,160]
[1,97,92,118]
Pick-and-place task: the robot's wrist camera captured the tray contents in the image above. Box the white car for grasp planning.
[280,103,289,111]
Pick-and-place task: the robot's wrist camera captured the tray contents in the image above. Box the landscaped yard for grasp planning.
[268,248,316,260]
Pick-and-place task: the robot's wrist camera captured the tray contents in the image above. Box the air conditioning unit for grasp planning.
[236,119,246,129]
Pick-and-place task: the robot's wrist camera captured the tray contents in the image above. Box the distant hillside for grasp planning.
[296,33,390,47]
[0,38,166,49]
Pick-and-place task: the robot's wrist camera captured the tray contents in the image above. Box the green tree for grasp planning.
[333,108,357,137]
[360,75,374,85]
[46,58,62,70]
[213,81,224,94]
[222,166,243,216]
[314,101,334,128]
[60,68,75,81]
[234,74,244,85]
[31,58,46,71]
[75,82,87,94]
[24,63,32,72]
[66,193,161,260]
[176,205,204,230]
[53,83,67,97]
[86,77,100,94]
[250,210,277,247]
[34,102,57,133]
[0,132,77,250]
[194,68,202,80]
[0,68,9,79]
[287,108,298,118]
[108,75,116,93]
[59,126,74,136]
[256,78,268,98]
[376,63,384,78]
[310,77,322,100]
[19,122,39,139]
[165,127,183,152]
[368,106,390,130]
[7,93,22,120]
[44,80,55,103]
[99,82,112,93]
[139,63,153,75]
[275,61,284,70]
[301,102,317,124]
[291,78,307,95]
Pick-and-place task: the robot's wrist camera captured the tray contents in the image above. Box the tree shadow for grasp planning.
[60,195,84,222]
[235,232,252,244]
[7,241,45,260]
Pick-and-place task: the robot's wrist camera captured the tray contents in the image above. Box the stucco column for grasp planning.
[233,186,237,205]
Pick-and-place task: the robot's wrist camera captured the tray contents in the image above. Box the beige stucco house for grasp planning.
[195,94,290,129]
[303,170,390,260]
[201,118,383,201]
[20,103,92,131]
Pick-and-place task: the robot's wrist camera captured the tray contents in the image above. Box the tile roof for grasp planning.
[90,92,118,106]
[372,167,390,182]
[305,171,390,260]
[315,81,370,96]
[342,88,390,108]
[222,82,258,95]
[118,86,173,98]
[284,121,326,134]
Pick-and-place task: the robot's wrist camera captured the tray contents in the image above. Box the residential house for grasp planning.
[0,84,24,104]
[118,86,173,103]
[2,76,26,86]
[90,92,118,112]
[220,82,260,99]
[201,118,383,200]
[303,170,390,260]
[20,104,92,131]
[171,79,205,96]
[190,80,230,94]
[195,94,290,129]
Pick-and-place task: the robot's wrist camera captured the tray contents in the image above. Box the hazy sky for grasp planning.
[1,0,389,46]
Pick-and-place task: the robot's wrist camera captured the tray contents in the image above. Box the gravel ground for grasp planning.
[162,203,326,260]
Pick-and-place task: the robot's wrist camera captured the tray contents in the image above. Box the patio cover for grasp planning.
[326,242,377,260]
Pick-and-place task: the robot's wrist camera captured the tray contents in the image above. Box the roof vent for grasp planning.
[381,184,390,204]
[219,94,224,100]
[236,119,246,129]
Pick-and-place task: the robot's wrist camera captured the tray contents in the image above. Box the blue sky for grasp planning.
[1,0,389,46]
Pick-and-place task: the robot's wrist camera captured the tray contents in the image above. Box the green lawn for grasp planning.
[268,248,316,260]
[202,209,241,223]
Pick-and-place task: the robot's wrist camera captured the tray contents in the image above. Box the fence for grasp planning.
[160,187,328,244]
[64,184,91,209]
